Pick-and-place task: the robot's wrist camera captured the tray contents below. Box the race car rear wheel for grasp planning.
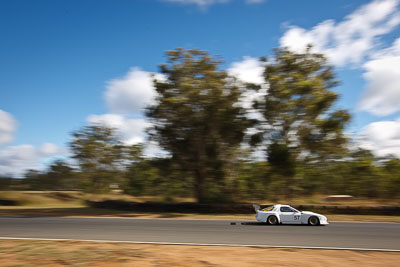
[267,215,278,225]
[308,216,320,226]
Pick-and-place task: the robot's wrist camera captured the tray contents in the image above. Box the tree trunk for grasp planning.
[194,167,206,203]
[286,175,294,200]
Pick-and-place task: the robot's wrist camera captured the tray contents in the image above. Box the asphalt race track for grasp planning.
[0,217,399,251]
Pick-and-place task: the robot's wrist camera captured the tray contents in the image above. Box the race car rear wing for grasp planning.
[252,204,261,212]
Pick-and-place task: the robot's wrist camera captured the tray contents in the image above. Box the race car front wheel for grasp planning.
[308,216,320,226]
[267,215,278,225]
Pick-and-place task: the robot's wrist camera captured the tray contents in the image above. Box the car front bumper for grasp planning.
[319,217,329,225]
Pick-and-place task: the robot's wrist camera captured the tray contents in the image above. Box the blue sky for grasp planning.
[1,0,400,176]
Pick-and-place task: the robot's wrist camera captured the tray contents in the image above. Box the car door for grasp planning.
[279,206,302,224]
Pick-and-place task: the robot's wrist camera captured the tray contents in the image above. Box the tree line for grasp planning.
[1,48,399,202]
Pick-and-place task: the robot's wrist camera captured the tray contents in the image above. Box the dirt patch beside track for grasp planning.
[0,239,399,267]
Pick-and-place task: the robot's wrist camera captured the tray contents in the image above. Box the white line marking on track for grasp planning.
[0,237,399,252]
[329,220,399,224]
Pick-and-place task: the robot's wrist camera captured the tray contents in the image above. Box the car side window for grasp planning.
[280,206,297,212]
[280,207,292,212]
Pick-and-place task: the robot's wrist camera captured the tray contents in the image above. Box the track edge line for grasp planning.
[0,237,399,252]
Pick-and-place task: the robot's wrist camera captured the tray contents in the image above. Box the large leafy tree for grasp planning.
[146,48,251,203]
[256,48,351,196]
[70,125,122,172]
[69,125,126,192]
[46,160,76,190]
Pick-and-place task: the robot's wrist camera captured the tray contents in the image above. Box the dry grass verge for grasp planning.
[1,191,399,222]
[0,239,399,267]
[0,206,400,222]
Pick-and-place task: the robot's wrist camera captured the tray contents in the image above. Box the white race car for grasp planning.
[253,204,329,226]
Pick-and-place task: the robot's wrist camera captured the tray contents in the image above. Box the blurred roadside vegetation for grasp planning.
[0,47,399,203]
[1,151,399,204]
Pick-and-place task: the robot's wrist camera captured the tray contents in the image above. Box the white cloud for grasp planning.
[228,57,267,118]
[280,0,400,66]
[246,0,265,3]
[358,38,400,116]
[0,145,37,175]
[0,111,66,176]
[38,143,62,157]
[0,143,64,177]
[162,0,264,7]
[279,0,400,117]
[96,67,169,156]
[162,0,228,8]
[105,67,165,114]
[0,110,17,146]
[358,118,400,157]
[87,114,167,157]
[87,114,151,145]
[228,56,265,84]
